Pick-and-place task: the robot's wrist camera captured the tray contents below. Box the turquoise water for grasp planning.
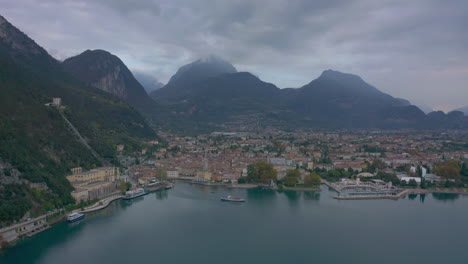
[1,182,467,264]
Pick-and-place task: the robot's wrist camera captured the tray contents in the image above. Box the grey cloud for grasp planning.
[2,0,468,111]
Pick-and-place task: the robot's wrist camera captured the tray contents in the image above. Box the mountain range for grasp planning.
[62,46,466,131]
[150,58,468,130]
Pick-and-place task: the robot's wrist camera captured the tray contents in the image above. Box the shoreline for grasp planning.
[281,186,321,192]
[0,183,172,250]
[188,180,320,191]
[187,180,259,189]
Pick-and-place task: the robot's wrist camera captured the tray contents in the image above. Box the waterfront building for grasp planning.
[167,170,179,178]
[67,167,120,202]
[196,171,212,181]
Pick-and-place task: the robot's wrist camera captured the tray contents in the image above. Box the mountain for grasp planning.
[285,70,427,128]
[0,15,155,223]
[171,72,284,123]
[0,16,56,69]
[152,63,434,129]
[152,56,238,102]
[133,72,164,94]
[427,110,468,129]
[62,50,161,118]
[453,106,468,115]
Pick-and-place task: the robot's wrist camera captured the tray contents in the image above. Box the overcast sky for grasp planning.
[3,0,468,111]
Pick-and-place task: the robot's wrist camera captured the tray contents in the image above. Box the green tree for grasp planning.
[304,172,321,186]
[256,162,278,183]
[158,170,168,180]
[408,179,418,187]
[119,181,130,194]
[284,169,300,187]
[247,164,259,183]
[237,177,247,184]
[460,163,468,177]
[372,159,386,170]
[434,161,461,183]
[376,171,400,185]
[247,162,277,183]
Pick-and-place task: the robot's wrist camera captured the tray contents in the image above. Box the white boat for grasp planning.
[220,196,245,202]
[67,212,85,222]
[124,188,146,200]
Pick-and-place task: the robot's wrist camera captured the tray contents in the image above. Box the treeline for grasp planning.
[0,185,32,224]
[434,161,468,185]
[238,162,321,188]
[241,162,278,183]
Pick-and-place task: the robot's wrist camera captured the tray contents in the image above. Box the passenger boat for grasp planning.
[67,212,85,223]
[124,188,146,200]
[164,183,174,190]
[220,196,245,202]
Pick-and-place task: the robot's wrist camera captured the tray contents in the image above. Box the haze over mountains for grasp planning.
[133,72,164,94]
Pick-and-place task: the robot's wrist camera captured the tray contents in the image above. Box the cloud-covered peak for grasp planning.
[318,69,366,85]
[167,56,237,86]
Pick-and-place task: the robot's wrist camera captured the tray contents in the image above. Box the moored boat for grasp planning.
[124,188,146,200]
[220,196,245,202]
[67,212,85,223]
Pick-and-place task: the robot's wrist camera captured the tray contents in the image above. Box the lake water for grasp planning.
[1,182,467,264]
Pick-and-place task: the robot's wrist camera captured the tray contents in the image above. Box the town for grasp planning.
[129,129,468,195]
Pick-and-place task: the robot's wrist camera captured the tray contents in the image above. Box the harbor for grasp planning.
[323,178,468,200]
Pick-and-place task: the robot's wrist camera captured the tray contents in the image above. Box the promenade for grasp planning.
[77,194,123,214]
